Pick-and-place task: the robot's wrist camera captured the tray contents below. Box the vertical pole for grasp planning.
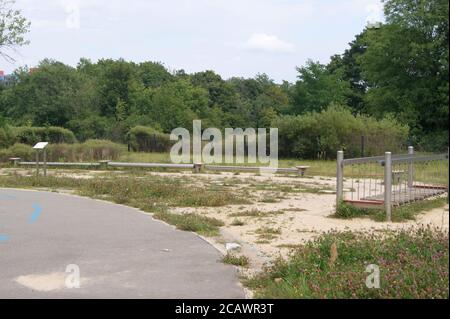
[336,151,344,208]
[43,149,47,177]
[36,150,40,176]
[361,135,365,157]
[447,147,449,204]
[384,152,392,222]
[408,146,414,188]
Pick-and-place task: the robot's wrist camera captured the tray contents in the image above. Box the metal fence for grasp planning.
[336,147,449,221]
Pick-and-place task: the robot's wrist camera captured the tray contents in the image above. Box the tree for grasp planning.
[328,31,368,114]
[293,60,351,114]
[0,0,30,62]
[358,0,449,144]
[0,59,97,127]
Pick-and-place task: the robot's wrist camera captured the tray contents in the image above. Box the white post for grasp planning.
[408,146,414,188]
[336,151,344,208]
[384,152,392,222]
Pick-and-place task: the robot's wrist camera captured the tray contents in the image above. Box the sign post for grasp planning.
[33,142,49,177]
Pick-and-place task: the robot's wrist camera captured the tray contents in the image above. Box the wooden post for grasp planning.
[193,163,203,174]
[384,152,392,222]
[99,160,110,170]
[9,158,20,167]
[336,151,344,208]
[36,150,40,176]
[43,149,47,177]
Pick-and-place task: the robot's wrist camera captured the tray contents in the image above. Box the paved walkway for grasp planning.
[0,189,244,299]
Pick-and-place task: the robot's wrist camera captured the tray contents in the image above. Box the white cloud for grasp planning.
[243,33,295,53]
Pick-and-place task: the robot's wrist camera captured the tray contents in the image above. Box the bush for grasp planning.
[416,131,449,153]
[0,143,34,162]
[273,105,409,159]
[13,126,77,145]
[73,139,125,161]
[128,126,173,153]
[0,125,15,148]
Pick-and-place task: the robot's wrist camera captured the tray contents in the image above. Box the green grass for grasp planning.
[222,253,250,267]
[334,197,448,222]
[153,211,224,237]
[245,228,449,299]
[229,209,284,218]
[230,219,245,226]
[255,227,282,240]
[250,182,332,194]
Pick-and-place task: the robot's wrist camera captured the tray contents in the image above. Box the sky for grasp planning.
[2,0,384,82]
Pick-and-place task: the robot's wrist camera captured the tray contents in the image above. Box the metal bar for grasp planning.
[385,153,448,164]
[19,162,100,167]
[384,152,392,222]
[336,151,344,207]
[342,153,413,166]
[108,162,194,169]
[204,165,298,173]
[408,146,414,188]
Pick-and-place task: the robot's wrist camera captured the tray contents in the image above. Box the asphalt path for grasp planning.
[0,189,245,299]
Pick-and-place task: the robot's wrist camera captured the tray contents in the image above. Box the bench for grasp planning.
[296,166,311,177]
[9,157,21,167]
[392,170,405,183]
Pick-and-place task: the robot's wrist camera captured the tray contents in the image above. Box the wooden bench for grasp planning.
[9,157,21,167]
[296,166,311,177]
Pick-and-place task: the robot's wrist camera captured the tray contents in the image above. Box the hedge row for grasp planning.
[0,126,77,148]
[0,140,125,163]
[128,126,173,153]
[273,105,409,159]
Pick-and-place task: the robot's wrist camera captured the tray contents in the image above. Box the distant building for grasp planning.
[0,68,37,86]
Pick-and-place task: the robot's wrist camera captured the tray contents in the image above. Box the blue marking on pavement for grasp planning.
[29,203,42,224]
[0,235,9,242]
[0,194,16,200]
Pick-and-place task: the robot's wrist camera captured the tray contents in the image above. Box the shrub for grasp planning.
[0,143,34,162]
[273,105,409,159]
[13,126,77,145]
[128,126,173,153]
[74,139,125,161]
[0,125,15,148]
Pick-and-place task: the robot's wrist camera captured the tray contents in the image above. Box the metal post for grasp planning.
[361,135,365,157]
[384,152,392,222]
[36,150,40,176]
[408,146,414,188]
[43,149,47,177]
[336,151,344,208]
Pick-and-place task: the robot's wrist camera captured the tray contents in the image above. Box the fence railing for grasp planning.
[10,159,305,175]
[337,147,449,221]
